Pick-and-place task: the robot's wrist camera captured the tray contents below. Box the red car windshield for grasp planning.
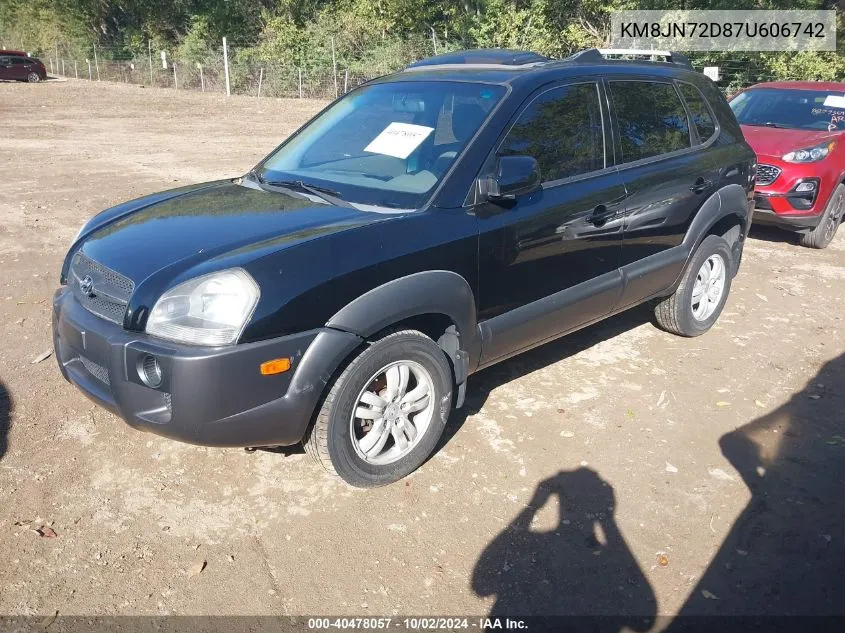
[730,88,845,132]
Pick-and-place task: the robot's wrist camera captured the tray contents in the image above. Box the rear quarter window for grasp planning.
[678,82,717,143]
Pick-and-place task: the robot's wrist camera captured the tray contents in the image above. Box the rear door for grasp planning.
[608,78,721,308]
[476,80,627,366]
[9,57,30,80]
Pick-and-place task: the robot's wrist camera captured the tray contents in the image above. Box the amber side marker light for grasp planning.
[260,358,292,375]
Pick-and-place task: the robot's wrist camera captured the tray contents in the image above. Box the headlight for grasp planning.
[782,141,835,163]
[146,268,260,346]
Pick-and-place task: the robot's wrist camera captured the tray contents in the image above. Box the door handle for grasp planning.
[588,204,616,226]
[690,177,713,194]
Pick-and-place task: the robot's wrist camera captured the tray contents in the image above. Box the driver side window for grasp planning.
[498,83,606,184]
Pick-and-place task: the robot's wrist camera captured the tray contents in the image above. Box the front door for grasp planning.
[0,56,14,80]
[475,80,626,366]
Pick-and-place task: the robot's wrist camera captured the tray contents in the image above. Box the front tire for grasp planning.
[26,72,41,83]
[305,330,452,488]
[800,183,844,249]
[654,235,734,337]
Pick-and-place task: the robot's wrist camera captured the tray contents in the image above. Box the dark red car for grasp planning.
[730,81,845,248]
[0,50,46,83]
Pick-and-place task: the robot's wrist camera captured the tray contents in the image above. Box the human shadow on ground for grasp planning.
[667,353,845,620]
[0,378,11,461]
[472,468,656,629]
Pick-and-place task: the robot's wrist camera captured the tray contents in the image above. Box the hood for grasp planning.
[740,125,840,159]
[78,180,391,283]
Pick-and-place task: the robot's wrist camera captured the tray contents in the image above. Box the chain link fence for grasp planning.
[35,39,840,99]
[37,38,447,99]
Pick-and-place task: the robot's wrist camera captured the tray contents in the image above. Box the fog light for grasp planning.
[138,354,162,388]
[795,181,816,193]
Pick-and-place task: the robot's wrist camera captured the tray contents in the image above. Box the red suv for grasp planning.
[0,50,46,83]
[730,81,845,248]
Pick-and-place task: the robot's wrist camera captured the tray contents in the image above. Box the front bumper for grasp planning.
[752,204,823,232]
[52,287,362,447]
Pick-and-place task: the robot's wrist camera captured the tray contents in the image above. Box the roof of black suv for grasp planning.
[373,48,701,89]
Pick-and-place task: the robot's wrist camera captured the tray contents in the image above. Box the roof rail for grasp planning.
[406,49,550,71]
[566,48,693,70]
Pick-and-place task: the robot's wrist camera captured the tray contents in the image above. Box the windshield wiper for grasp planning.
[249,171,356,209]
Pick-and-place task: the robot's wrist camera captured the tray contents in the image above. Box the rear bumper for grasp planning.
[52,287,362,447]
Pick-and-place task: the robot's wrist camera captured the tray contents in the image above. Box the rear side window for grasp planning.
[11,57,28,65]
[499,83,605,183]
[678,83,716,142]
[610,81,692,163]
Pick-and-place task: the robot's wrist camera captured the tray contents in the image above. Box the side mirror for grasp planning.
[485,155,541,201]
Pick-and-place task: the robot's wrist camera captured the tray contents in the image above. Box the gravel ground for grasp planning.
[1,79,844,621]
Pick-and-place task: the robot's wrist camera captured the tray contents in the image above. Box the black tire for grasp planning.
[26,72,41,83]
[305,330,452,488]
[800,183,844,249]
[654,235,734,337]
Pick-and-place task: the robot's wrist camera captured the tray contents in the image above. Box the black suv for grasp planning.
[53,49,755,486]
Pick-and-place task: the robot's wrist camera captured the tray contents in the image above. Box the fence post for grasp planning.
[49,58,54,75]
[172,63,178,89]
[86,59,91,80]
[431,27,438,55]
[298,67,302,99]
[198,63,204,92]
[93,43,100,80]
[148,40,154,86]
[74,60,78,79]
[222,36,231,97]
[343,69,348,93]
[257,67,264,98]
[331,36,338,98]
[61,59,65,76]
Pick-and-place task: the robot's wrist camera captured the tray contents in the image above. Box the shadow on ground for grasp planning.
[440,303,655,450]
[471,467,656,628]
[459,305,659,625]
[0,378,10,461]
[666,352,845,618]
[748,224,800,245]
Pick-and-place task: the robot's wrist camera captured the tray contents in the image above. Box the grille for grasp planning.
[79,355,110,385]
[756,164,781,186]
[164,393,172,412]
[69,252,134,324]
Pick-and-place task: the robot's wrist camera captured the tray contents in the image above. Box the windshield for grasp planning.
[258,81,505,209]
[730,88,845,132]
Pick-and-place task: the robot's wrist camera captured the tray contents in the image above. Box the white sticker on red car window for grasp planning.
[822,95,845,109]
[364,122,434,159]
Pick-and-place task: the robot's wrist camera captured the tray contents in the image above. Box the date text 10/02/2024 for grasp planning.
[307,618,528,630]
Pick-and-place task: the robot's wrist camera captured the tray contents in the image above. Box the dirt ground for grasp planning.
[1,79,844,622]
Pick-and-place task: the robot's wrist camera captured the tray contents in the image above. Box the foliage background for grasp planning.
[0,0,843,93]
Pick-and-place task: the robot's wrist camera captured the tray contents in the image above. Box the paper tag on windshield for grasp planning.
[823,95,845,108]
[364,122,434,159]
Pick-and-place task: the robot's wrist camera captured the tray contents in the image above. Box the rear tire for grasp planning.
[800,183,844,249]
[305,330,452,488]
[26,72,41,83]
[654,235,734,337]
